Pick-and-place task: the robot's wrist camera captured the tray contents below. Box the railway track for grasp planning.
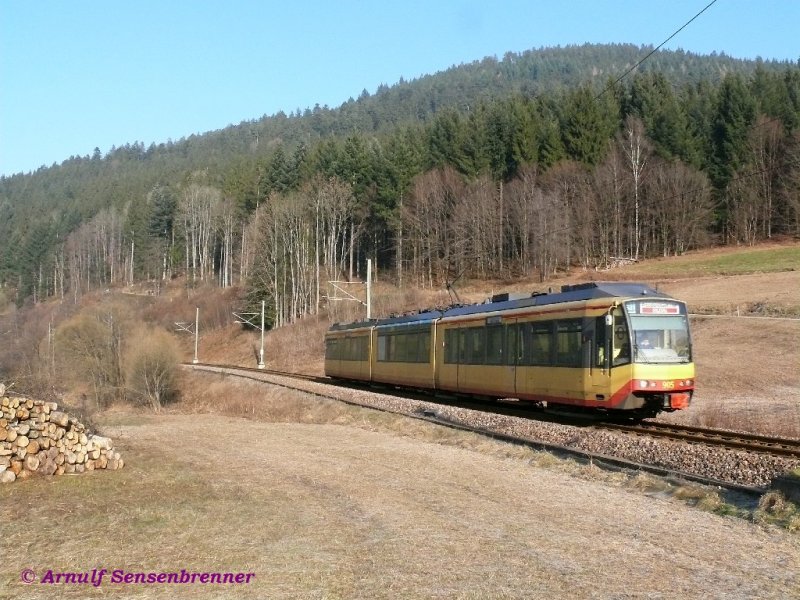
[187,361,800,465]
[189,362,800,460]
[187,362,772,497]
[600,421,800,459]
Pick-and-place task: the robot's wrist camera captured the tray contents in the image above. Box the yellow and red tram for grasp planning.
[325,282,694,418]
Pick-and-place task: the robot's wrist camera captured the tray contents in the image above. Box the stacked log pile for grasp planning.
[0,390,123,484]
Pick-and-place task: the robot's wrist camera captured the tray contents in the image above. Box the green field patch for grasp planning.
[624,245,800,277]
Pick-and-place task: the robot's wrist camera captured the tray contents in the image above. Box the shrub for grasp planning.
[55,311,125,407]
[126,329,181,411]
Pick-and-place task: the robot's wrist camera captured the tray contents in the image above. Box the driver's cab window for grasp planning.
[635,330,658,349]
[612,307,630,366]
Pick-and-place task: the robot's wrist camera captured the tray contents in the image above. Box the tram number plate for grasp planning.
[662,381,675,389]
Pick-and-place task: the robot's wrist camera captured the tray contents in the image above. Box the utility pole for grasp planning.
[130,234,135,286]
[366,258,372,320]
[48,320,54,376]
[232,301,266,369]
[324,257,373,321]
[193,307,199,364]
[258,300,265,369]
[175,309,200,364]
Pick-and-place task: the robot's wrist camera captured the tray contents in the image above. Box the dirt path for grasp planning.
[98,416,800,597]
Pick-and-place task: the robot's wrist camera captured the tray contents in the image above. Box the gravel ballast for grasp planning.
[193,366,800,489]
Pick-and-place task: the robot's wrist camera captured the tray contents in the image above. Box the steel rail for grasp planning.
[188,362,800,460]
[599,421,800,459]
[184,363,770,499]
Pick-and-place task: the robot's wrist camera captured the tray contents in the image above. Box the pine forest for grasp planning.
[1,44,798,327]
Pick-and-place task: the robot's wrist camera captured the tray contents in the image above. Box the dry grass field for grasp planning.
[2,396,799,600]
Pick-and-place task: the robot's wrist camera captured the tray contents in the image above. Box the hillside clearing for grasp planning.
[659,271,800,315]
[1,412,798,599]
[594,243,800,279]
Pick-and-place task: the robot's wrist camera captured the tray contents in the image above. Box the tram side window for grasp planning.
[395,334,409,361]
[504,324,518,366]
[419,331,431,362]
[406,330,430,362]
[326,339,338,360]
[531,322,553,365]
[460,329,470,363]
[555,320,582,367]
[377,330,431,362]
[409,332,427,362]
[377,335,387,361]
[519,322,552,366]
[595,317,607,368]
[518,323,531,365]
[613,307,631,366]
[403,333,415,361]
[405,333,417,361]
[445,327,497,364]
[469,327,486,364]
[458,329,468,363]
[486,326,504,365]
[342,336,368,361]
[379,333,394,361]
[444,329,458,364]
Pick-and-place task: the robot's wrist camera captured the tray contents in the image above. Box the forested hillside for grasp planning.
[1,43,798,325]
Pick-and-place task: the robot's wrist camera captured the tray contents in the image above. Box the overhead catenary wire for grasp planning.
[583,0,797,202]
[400,1,794,253]
[595,0,720,100]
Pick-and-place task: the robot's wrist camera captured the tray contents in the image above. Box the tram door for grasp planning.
[437,326,460,392]
[484,321,515,398]
[512,320,536,399]
[589,313,613,401]
[505,321,517,397]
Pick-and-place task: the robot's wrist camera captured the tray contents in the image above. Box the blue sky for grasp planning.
[1,0,798,177]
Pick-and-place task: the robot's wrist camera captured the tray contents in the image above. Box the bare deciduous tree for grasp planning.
[180,183,222,283]
[620,116,652,260]
[506,165,570,281]
[646,159,713,255]
[746,115,784,239]
[591,146,628,267]
[402,167,463,288]
[247,177,357,327]
[782,131,800,237]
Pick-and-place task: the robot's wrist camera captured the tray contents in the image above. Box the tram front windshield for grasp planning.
[625,302,692,364]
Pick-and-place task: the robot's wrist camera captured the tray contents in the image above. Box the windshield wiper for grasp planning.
[633,344,650,364]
